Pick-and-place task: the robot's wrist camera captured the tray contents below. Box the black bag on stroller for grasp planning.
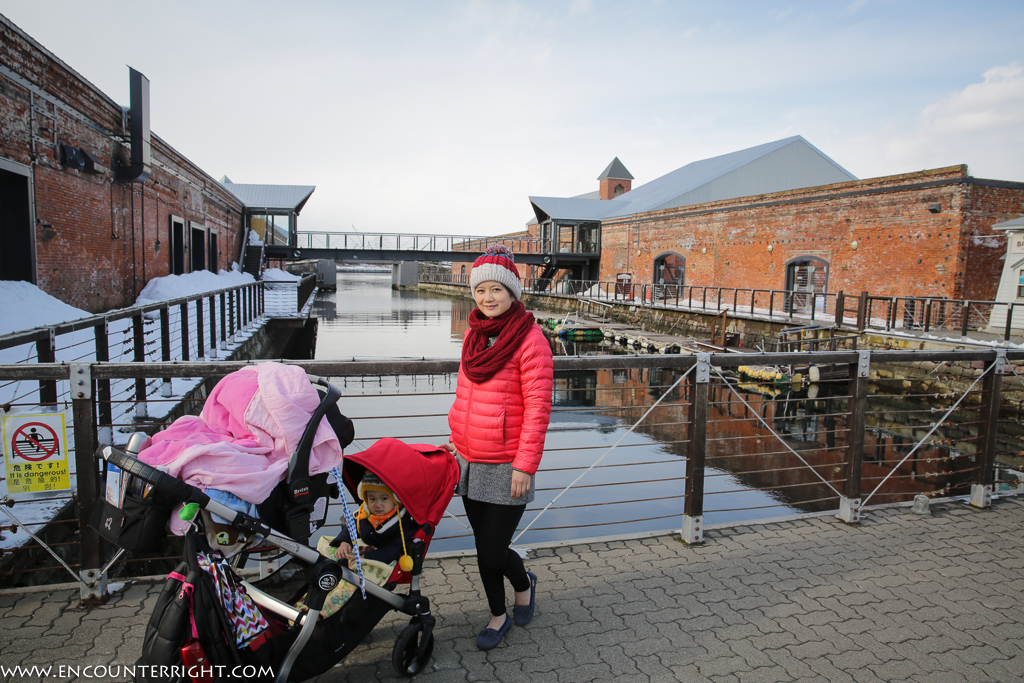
[138,533,286,683]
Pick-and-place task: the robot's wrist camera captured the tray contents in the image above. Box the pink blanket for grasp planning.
[139,362,345,504]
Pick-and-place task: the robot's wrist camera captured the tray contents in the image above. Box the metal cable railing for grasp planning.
[0,350,1021,591]
[421,273,1024,342]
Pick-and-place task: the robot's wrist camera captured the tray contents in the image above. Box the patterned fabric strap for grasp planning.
[196,550,270,648]
[332,466,365,598]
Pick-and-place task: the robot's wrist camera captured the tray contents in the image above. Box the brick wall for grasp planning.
[961,182,1024,301]
[0,15,245,312]
[599,177,631,200]
[600,167,1024,301]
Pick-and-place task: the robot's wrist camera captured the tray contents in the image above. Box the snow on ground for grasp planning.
[0,268,264,551]
[0,281,92,338]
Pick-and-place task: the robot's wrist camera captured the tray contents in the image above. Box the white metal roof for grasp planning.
[531,136,857,224]
[221,181,315,212]
[992,216,1024,231]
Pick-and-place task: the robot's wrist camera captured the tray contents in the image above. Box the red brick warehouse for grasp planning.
[519,136,1024,303]
[0,14,314,313]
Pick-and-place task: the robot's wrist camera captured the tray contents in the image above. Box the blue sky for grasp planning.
[4,1,1024,235]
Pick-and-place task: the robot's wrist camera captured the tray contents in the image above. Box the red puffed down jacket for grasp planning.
[448,324,553,475]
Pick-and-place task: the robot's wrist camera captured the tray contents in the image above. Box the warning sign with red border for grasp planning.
[2,413,70,495]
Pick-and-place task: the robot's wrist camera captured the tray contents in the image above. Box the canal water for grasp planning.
[311,272,974,553]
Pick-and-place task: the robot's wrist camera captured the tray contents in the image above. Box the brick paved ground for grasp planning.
[2,496,1023,683]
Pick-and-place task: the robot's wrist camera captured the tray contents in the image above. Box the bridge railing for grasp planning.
[0,278,321,427]
[419,273,1024,341]
[295,231,545,255]
[1,350,1022,594]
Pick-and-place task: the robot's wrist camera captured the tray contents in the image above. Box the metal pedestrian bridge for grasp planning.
[263,231,598,275]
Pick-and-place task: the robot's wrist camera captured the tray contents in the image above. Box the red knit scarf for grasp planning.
[461,300,536,383]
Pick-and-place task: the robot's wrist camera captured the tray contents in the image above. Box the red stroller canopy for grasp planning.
[342,438,458,529]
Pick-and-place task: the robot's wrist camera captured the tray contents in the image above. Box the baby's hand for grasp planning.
[334,542,353,560]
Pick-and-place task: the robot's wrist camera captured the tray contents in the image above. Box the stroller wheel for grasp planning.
[392,621,435,677]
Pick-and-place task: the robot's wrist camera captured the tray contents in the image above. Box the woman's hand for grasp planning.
[511,469,531,499]
[438,442,454,453]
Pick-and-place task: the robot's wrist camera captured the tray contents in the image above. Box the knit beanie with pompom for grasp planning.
[469,244,522,300]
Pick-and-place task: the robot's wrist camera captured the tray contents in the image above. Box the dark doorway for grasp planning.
[190,224,206,272]
[653,252,685,298]
[170,217,185,275]
[0,167,34,282]
[615,272,633,298]
[785,256,829,312]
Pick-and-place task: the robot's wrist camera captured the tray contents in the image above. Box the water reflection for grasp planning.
[311,272,979,551]
[313,272,471,358]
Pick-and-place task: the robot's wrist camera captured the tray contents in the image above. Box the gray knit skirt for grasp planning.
[454,451,535,505]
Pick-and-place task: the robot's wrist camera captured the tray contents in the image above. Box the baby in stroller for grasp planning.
[303,471,418,619]
[331,472,415,567]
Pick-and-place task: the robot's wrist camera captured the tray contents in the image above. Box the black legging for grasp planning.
[463,496,531,617]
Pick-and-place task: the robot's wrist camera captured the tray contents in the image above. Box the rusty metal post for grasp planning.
[228,290,237,340]
[36,328,57,405]
[835,291,845,326]
[856,291,868,331]
[972,350,1005,508]
[196,297,205,359]
[69,363,104,601]
[132,313,147,417]
[160,307,172,397]
[682,354,710,544]
[179,302,190,361]
[219,292,228,350]
[208,294,217,357]
[839,350,870,523]
[93,321,112,444]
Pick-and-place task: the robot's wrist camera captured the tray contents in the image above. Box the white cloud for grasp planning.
[858,62,1024,181]
[921,62,1024,135]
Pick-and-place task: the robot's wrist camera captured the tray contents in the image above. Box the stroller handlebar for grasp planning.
[99,445,324,565]
[101,445,210,508]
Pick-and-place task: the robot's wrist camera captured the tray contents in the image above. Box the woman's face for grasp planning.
[473,281,513,318]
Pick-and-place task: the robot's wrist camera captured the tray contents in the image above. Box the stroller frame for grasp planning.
[100,442,437,682]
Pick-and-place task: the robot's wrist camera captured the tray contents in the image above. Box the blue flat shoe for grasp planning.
[476,612,511,651]
[513,571,537,626]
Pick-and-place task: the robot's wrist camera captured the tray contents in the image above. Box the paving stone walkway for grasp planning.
[2,496,1023,683]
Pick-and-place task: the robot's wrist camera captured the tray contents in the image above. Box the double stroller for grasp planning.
[93,366,458,682]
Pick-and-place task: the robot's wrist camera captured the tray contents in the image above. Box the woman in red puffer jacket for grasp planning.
[443,244,553,651]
